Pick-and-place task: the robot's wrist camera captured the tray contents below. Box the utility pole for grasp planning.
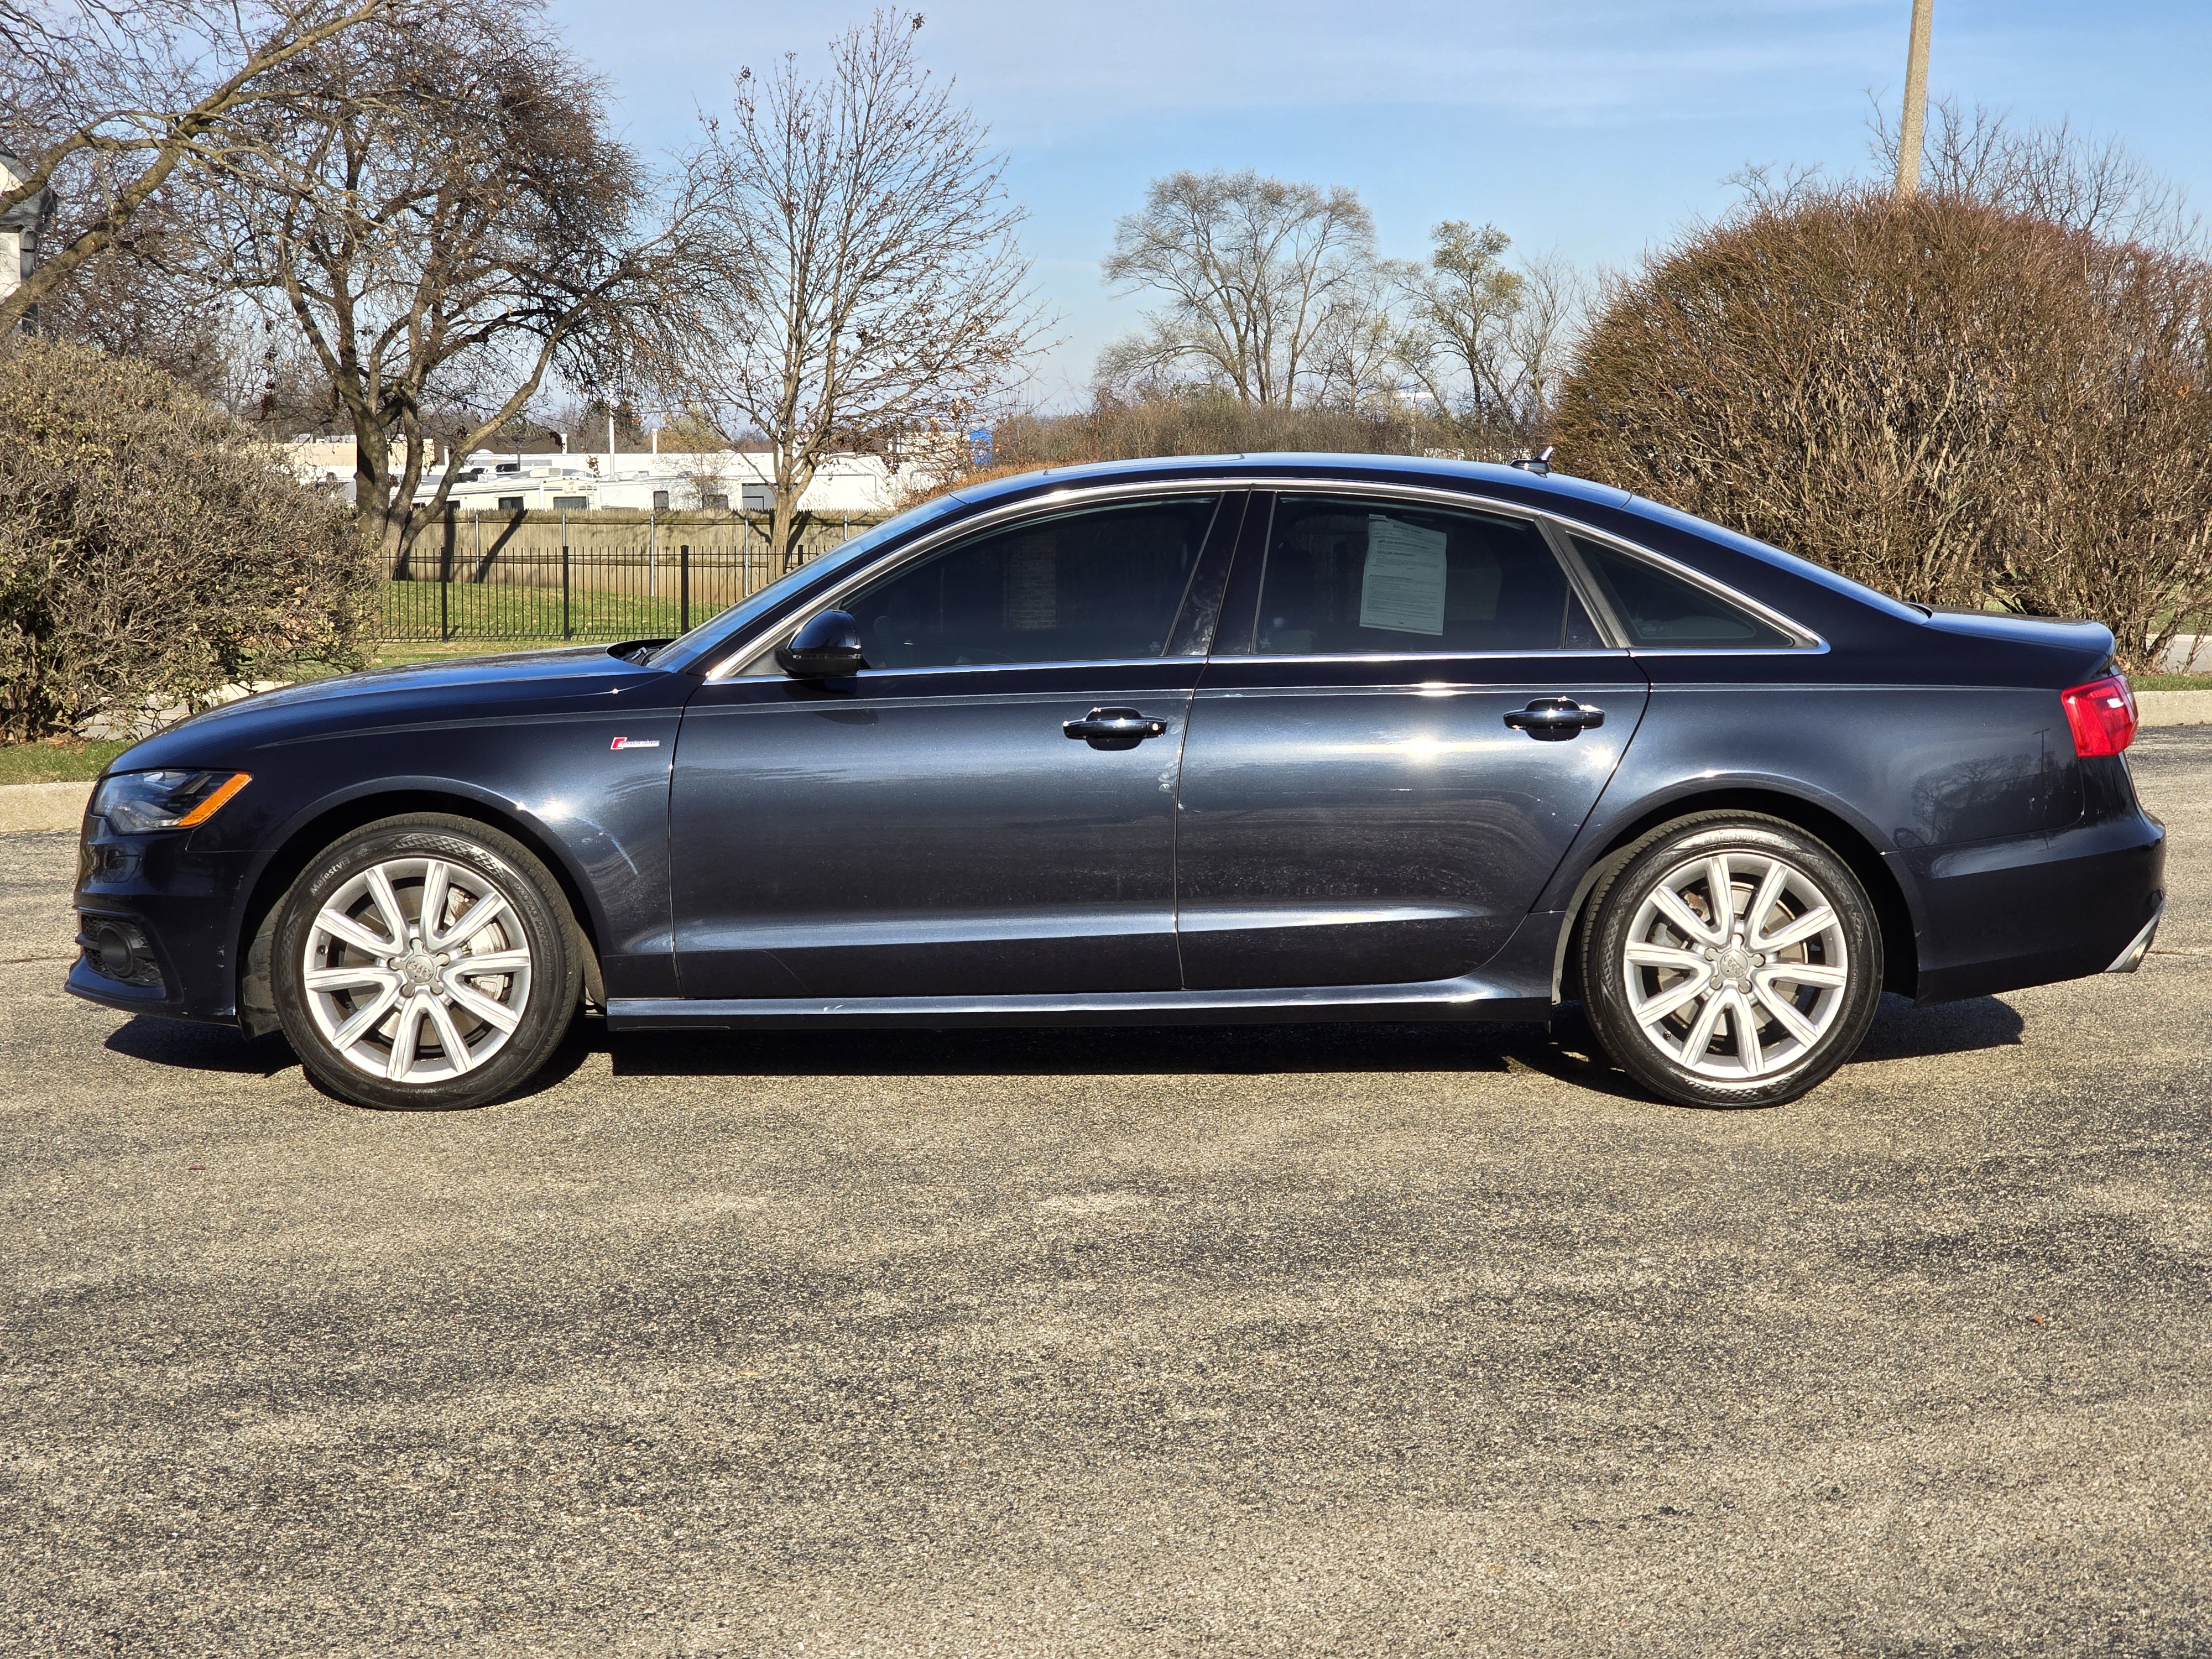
[1894,0,1934,199]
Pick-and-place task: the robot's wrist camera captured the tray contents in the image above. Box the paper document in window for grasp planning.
[1005,542,1057,630]
[1359,516,1448,635]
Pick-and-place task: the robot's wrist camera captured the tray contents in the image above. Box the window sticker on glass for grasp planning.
[1358,515,1449,635]
[1005,542,1056,630]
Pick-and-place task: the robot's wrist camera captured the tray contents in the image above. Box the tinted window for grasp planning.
[1253,495,1598,655]
[844,494,1220,669]
[1571,535,1796,648]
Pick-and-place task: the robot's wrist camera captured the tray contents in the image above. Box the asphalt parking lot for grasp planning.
[4,734,2209,1657]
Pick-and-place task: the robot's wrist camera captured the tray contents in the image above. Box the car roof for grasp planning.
[943,449,1939,635]
[946,452,1636,514]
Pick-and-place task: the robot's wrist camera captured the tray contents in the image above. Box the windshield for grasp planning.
[645,494,968,670]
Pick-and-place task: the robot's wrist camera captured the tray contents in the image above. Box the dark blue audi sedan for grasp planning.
[69,455,2164,1110]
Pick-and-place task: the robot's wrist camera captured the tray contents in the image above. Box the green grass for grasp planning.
[2134,674,2212,692]
[375,578,731,649]
[0,739,133,785]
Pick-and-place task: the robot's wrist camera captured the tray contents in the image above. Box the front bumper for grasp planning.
[67,828,255,1027]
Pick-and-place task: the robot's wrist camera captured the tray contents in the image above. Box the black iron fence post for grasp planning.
[679,543,691,632]
[560,511,572,640]
[438,521,451,641]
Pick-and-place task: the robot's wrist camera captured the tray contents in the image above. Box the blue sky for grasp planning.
[548,0,2212,406]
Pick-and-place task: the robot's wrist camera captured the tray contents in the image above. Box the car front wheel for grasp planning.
[1579,814,1882,1108]
[272,815,580,1110]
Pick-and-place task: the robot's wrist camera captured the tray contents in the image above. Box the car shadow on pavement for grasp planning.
[594,1012,1662,1104]
[105,1018,300,1077]
[594,991,2027,1106]
[97,990,2025,1111]
[1848,992,2025,1063]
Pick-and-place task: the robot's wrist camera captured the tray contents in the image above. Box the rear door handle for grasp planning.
[1063,706,1170,749]
[1503,697,1605,740]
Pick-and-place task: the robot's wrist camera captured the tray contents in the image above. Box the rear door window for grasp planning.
[1253,495,1600,655]
[1571,535,1797,649]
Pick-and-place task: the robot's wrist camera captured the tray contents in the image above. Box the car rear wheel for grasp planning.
[1579,814,1882,1108]
[272,815,580,1110]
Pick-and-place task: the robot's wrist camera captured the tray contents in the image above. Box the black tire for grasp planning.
[1578,813,1882,1109]
[272,814,581,1110]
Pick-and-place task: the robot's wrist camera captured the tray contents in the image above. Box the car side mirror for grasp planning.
[775,609,865,679]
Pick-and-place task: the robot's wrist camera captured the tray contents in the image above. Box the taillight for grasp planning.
[2060,674,2137,757]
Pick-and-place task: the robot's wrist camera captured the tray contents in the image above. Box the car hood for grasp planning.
[105,643,677,774]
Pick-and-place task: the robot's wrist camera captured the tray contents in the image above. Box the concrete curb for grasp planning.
[0,780,92,834]
[2138,690,2212,728]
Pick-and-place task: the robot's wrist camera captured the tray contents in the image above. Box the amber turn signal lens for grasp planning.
[174,772,252,827]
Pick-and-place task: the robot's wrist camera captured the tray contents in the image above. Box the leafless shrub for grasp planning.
[1553,185,2212,667]
[1871,96,2205,253]
[988,387,1420,471]
[0,333,369,739]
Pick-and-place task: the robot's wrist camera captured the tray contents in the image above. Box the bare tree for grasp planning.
[204,1,706,560]
[1099,170,1375,409]
[1394,222,1584,452]
[0,0,401,335]
[1307,257,1412,412]
[34,184,230,390]
[684,10,1045,564]
[1500,248,1586,433]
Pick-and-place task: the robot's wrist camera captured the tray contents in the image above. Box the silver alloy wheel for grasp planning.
[1620,849,1851,1083]
[301,856,533,1084]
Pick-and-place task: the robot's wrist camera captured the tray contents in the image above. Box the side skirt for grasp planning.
[608,911,1567,1032]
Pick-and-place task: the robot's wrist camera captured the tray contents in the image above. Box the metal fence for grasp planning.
[377,509,888,643]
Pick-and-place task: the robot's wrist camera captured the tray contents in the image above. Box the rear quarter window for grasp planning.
[1572,535,1798,649]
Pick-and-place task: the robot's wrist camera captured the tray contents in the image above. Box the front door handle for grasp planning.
[1503,697,1605,741]
[1063,706,1170,749]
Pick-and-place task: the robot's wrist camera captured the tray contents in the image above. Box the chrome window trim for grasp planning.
[1250,479,1622,651]
[703,473,1827,677]
[1202,650,1631,665]
[843,657,1185,680]
[1541,512,1827,653]
[702,478,1246,680]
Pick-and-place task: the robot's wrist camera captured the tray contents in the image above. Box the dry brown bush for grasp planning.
[992,389,1431,470]
[0,335,371,740]
[1553,186,2212,668]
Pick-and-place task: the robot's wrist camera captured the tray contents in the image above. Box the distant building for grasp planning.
[0,149,56,331]
[283,435,427,494]
[411,448,922,517]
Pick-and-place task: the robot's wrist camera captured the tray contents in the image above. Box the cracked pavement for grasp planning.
[3,732,2209,1656]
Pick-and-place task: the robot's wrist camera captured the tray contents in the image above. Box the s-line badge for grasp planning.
[609,736,661,751]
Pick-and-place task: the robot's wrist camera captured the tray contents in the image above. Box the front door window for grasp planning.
[841,495,1222,669]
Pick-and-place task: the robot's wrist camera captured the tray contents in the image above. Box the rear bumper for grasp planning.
[1900,809,2166,1005]
[2105,900,2164,974]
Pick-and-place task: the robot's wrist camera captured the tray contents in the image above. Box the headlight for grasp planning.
[92,770,252,834]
